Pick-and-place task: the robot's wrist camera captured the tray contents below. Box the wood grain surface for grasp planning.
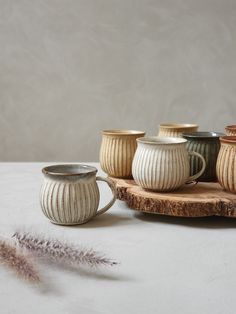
[109,177,236,218]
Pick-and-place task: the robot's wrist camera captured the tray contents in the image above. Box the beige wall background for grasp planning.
[0,0,235,161]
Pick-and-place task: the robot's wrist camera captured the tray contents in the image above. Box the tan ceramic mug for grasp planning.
[132,137,206,192]
[40,164,116,225]
[99,129,145,178]
[216,136,236,193]
[158,123,198,138]
[225,125,236,136]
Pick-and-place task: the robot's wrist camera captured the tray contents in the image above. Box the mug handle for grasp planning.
[95,177,116,216]
[186,151,206,183]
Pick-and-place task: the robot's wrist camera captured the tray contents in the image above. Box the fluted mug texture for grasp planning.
[40,164,116,225]
[132,137,206,192]
[216,136,236,193]
[225,125,236,136]
[158,123,198,138]
[99,130,145,178]
[183,132,224,182]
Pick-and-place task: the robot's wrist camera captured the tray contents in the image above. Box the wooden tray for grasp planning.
[109,178,236,218]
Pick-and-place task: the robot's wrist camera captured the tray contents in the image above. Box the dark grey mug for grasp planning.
[183,132,225,182]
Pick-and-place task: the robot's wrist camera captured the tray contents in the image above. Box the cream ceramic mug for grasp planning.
[40,164,116,225]
[132,137,206,192]
[158,123,198,138]
[99,129,145,178]
[216,136,236,193]
[225,125,236,136]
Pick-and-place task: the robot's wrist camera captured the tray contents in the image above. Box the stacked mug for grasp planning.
[100,123,236,195]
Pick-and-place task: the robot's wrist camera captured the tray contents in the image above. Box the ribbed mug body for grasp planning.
[40,175,99,225]
[216,137,236,193]
[158,124,198,138]
[132,139,190,191]
[100,130,145,178]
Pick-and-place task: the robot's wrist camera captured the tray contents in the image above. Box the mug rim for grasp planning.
[102,129,145,136]
[42,164,98,176]
[183,131,225,139]
[225,125,236,130]
[137,136,187,145]
[220,136,236,144]
[159,123,198,129]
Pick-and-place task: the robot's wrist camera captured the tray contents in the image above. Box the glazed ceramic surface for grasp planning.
[158,123,198,138]
[216,136,236,193]
[99,130,145,178]
[132,137,206,192]
[40,164,116,225]
[225,125,236,136]
[183,132,224,182]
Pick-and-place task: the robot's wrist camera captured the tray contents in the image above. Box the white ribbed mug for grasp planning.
[132,137,206,192]
[40,164,116,225]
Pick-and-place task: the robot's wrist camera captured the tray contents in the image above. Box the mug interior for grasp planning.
[183,131,225,139]
[42,164,97,176]
[137,136,187,145]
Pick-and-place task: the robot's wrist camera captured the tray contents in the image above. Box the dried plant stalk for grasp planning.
[13,232,117,268]
[0,239,40,283]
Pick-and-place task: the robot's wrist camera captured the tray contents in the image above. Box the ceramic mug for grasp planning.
[225,125,236,136]
[183,132,224,182]
[158,123,198,138]
[216,136,236,193]
[40,164,116,225]
[99,129,145,178]
[132,137,206,192]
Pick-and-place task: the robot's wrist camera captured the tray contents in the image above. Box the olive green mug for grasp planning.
[183,132,224,182]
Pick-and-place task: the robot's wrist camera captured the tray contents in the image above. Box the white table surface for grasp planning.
[0,162,236,314]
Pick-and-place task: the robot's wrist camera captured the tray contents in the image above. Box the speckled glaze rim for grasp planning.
[225,125,236,131]
[183,131,225,140]
[42,164,98,176]
[220,136,236,145]
[102,129,145,136]
[137,136,187,145]
[159,123,198,129]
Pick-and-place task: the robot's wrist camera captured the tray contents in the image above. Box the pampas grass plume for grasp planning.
[13,232,117,268]
[0,239,40,283]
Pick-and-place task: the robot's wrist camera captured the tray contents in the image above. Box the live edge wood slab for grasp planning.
[109,178,236,218]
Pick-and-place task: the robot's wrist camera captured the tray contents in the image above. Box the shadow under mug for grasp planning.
[40,164,116,225]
